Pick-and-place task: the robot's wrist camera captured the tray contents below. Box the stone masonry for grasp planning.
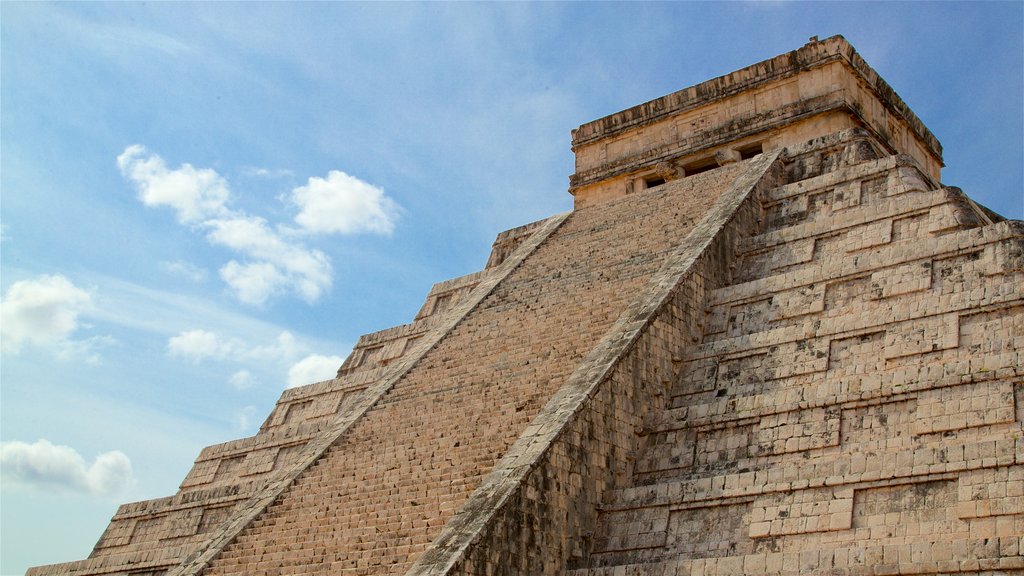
[29,35,1022,576]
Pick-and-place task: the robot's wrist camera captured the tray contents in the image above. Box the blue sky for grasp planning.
[1,2,1021,573]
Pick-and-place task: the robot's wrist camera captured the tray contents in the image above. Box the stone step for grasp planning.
[608,435,1020,511]
[778,128,890,186]
[88,481,259,553]
[635,411,1021,488]
[731,189,966,286]
[706,226,1021,344]
[689,280,1022,375]
[584,457,1023,569]
[569,536,1024,574]
[649,351,1022,437]
[761,155,935,233]
[706,220,1022,310]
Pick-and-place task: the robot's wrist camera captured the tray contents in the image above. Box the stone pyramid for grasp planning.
[30,35,1023,576]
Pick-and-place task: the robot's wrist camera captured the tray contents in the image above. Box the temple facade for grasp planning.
[31,35,1023,576]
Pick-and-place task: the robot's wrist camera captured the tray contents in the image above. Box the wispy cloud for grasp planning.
[0,274,110,361]
[160,260,209,283]
[233,405,259,432]
[287,353,344,388]
[229,369,255,390]
[240,166,294,179]
[117,146,399,306]
[1,439,134,496]
[167,329,239,362]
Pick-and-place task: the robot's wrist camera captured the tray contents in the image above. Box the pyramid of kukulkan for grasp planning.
[30,35,1023,576]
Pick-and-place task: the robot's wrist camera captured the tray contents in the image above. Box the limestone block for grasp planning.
[828,331,885,372]
[912,381,1016,435]
[883,314,959,360]
[957,466,1024,519]
[726,298,772,336]
[162,508,204,539]
[694,424,756,468]
[715,148,742,166]
[668,502,754,559]
[212,454,246,482]
[852,480,958,535]
[870,260,933,300]
[635,428,696,475]
[773,338,829,379]
[886,166,932,196]
[592,507,670,552]
[714,352,771,389]
[928,202,971,234]
[765,194,809,229]
[754,406,840,455]
[840,399,915,446]
[984,240,1024,276]
[750,487,853,538]
[180,459,219,488]
[129,515,166,544]
[771,237,816,269]
[772,283,825,319]
[94,519,134,548]
[832,179,862,212]
[846,219,892,252]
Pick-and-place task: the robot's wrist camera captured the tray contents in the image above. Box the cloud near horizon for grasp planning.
[117,146,399,306]
[167,329,301,365]
[167,329,342,390]
[1,439,134,496]
[287,354,344,388]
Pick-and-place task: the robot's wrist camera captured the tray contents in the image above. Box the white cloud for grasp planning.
[117,147,395,306]
[219,260,289,306]
[229,370,255,390]
[167,329,301,365]
[207,216,331,305]
[287,354,343,388]
[1,274,94,356]
[160,260,208,283]
[291,170,400,235]
[167,329,237,362]
[1,439,133,496]
[249,331,301,362]
[117,145,230,224]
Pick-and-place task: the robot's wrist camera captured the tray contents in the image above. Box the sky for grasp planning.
[1,2,1021,574]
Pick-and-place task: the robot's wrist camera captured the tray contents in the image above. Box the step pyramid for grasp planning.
[29,35,1022,576]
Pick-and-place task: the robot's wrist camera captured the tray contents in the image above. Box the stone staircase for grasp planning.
[568,130,1024,575]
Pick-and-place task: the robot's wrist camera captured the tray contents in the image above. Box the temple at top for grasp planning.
[31,35,1022,576]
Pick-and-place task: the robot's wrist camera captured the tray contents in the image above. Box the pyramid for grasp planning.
[30,35,1023,576]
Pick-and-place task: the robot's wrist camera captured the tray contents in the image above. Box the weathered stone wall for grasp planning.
[406,151,784,575]
[566,131,1023,576]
